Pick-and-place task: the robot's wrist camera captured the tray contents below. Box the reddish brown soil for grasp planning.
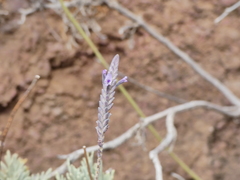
[1,0,240,180]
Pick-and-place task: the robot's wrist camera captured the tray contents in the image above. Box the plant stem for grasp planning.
[83,146,93,180]
[0,75,40,169]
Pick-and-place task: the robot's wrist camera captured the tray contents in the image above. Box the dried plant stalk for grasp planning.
[83,146,93,180]
[0,75,40,168]
[95,55,127,180]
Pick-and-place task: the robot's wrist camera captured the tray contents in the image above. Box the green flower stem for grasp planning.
[59,1,202,180]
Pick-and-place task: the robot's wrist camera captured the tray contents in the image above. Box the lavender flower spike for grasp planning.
[95,54,127,180]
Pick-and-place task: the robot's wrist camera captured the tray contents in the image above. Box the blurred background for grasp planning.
[0,0,240,179]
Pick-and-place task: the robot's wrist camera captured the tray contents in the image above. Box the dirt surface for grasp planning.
[1,0,240,179]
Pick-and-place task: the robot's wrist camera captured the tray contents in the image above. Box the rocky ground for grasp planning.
[0,0,240,179]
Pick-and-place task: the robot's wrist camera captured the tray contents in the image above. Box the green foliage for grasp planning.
[29,169,52,180]
[56,152,114,180]
[0,151,114,180]
[0,150,52,180]
[0,150,30,180]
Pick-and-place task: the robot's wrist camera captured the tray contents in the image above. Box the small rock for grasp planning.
[52,107,63,117]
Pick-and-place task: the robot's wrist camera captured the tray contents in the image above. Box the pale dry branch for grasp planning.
[50,100,240,177]
[118,72,186,104]
[171,172,186,180]
[118,21,139,49]
[214,1,240,24]
[103,0,240,106]
[150,113,177,156]
[149,152,163,180]
[18,2,42,24]
[165,113,177,152]
[143,100,240,127]
[149,113,176,180]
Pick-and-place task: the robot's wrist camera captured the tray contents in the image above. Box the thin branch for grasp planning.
[143,100,240,127]
[149,152,163,180]
[50,100,240,177]
[120,73,186,104]
[214,1,240,24]
[83,146,93,180]
[171,173,186,180]
[103,0,240,106]
[150,113,177,155]
[149,113,177,180]
[18,2,42,24]
[0,75,40,167]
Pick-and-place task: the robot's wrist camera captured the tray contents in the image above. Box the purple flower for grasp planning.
[104,72,112,86]
[102,69,107,81]
[116,76,128,87]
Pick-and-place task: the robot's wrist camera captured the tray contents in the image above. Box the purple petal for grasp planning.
[102,69,107,76]
[116,76,128,87]
[104,73,112,86]
[102,69,107,83]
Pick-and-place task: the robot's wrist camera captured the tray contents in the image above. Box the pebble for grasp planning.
[52,107,63,117]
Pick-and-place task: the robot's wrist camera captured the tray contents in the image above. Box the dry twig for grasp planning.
[83,146,93,180]
[214,1,240,24]
[0,75,40,167]
[149,152,163,180]
[171,172,185,180]
[149,113,177,180]
[18,1,42,24]
[118,72,186,104]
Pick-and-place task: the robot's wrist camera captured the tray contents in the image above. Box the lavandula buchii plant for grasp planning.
[95,55,127,180]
